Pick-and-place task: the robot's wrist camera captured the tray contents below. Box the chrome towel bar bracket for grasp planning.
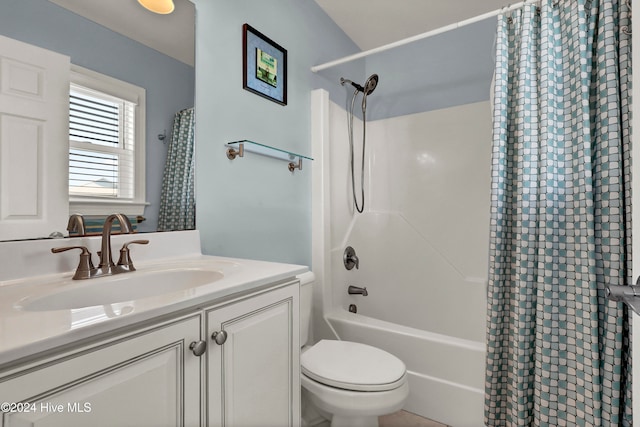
[606,277,640,315]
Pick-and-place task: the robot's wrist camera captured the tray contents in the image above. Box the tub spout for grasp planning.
[348,285,368,296]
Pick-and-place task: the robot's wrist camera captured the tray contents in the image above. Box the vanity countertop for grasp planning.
[0,231,308,368]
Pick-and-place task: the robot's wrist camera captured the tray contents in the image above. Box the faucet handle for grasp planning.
[343,246,360,270]
[117,240,149,271]
[51,246,95,280]
[122,239,149,248]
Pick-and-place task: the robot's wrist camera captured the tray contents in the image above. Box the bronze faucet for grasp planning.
[67,213,86,236]
[52,213,148,279]
[96,213,134,276]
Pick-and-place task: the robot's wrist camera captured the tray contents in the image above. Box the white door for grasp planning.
[1,316,202,427]
[0,35,69,241]
[206,284,300,427]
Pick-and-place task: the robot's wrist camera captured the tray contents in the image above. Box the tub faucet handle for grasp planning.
[344,246,359,270]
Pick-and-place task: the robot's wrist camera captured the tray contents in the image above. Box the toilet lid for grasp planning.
[301,340,406,392]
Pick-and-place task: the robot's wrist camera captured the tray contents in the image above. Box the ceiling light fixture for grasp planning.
[137,0,175,14]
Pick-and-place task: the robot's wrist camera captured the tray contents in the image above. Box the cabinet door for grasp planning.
[0,34,70,240]
[1,315,202,427]
[207,283,300,427]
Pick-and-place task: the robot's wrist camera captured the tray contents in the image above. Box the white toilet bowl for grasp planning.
[301,341,409,427]
[299,273,409,427]
[301,375,409,427]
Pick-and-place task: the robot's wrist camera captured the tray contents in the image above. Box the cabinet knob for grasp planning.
[189,340,207,356]
[211,330,228,345]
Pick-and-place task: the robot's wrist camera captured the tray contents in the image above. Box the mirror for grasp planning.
[0,0,195,241]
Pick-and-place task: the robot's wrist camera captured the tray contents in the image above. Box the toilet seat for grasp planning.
[301,340,406,392]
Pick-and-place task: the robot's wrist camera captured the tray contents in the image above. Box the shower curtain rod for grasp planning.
[310,0,538,73]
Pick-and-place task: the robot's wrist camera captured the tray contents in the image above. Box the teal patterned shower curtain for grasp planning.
[485,0,632,425]
[158,108,195,231]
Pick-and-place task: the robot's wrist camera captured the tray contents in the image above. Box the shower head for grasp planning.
[363,74,378,96]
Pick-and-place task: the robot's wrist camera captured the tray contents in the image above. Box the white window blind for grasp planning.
[68,65,147,216]
[69,84,136,200]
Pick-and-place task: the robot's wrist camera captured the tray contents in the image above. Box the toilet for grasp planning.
[299,272,409,427]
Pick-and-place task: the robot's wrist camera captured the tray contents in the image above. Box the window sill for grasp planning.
[70,199,149,216]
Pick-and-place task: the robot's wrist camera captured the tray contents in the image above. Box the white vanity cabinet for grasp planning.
[0,314,202,427]
[0,278,300,427]
[205,282,300,427]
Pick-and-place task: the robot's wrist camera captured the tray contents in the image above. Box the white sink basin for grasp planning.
[16,268,224,312]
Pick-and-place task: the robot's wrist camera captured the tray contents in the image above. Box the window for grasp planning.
[69,86,135,198]
[69,65,147,215]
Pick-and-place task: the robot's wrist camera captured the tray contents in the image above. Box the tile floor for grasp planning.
[310,410,446,427]
[379,410,448,427]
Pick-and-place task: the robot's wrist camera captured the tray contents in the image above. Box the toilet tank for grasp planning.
[298,271,315,347]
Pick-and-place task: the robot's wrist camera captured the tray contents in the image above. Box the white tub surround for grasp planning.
[311,89,490,426]
[0,230,307,366]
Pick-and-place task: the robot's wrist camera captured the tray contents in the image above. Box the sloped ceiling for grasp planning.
[47,0,195,66]
[313,0,512,50]
[47,0,513,66]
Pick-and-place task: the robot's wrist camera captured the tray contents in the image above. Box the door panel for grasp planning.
[1,316,201,427]
[207,285,300,427]
[0,35,69,240]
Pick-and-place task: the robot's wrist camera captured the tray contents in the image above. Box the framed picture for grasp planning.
[242,24,287,106]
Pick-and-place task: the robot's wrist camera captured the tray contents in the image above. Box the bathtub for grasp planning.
[325,309,485,427]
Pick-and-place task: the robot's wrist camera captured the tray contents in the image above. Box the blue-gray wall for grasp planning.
[193,0,361,266]
[316,19,497,122]
[363,19,496,121]
[0,0,195,232]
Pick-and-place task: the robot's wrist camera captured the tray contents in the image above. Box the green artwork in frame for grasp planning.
[242,24,287,105]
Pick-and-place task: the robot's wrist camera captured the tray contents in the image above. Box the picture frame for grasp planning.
[242,23,287,106]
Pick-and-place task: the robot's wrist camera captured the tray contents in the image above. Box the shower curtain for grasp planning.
[158,107,195,231]
[485,1,632,425]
